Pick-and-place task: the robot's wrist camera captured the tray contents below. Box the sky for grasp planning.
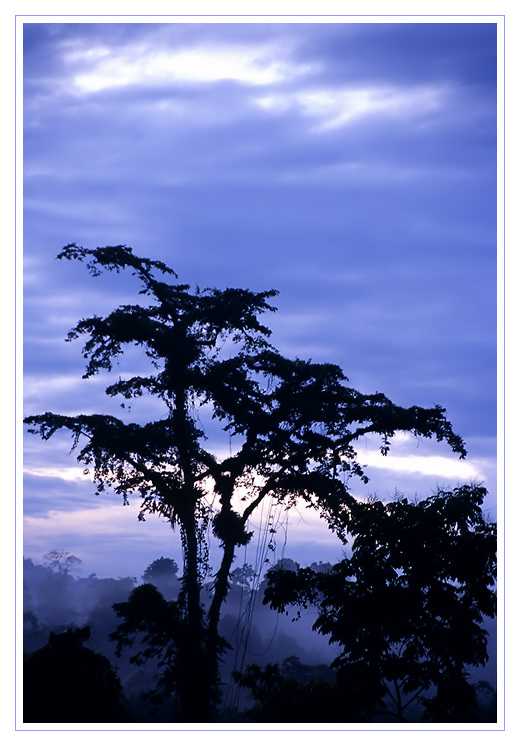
[21,17,499,581]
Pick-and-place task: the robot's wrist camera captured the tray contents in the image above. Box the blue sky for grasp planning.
[22,18,499,580]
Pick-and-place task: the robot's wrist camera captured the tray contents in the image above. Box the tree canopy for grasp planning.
[262,485,497,722]
[24,626,131,723]
[25,244,470,721]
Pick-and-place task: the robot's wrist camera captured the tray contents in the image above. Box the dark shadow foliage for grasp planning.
[263,485,497,723]
[110,584,229,721]
[232,660,335,723]
[232,655,342,723]
[24,626,131,723]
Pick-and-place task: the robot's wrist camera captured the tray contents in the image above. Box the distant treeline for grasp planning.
[23,553,496,724]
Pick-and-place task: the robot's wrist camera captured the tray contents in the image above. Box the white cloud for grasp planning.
[24,502,146,536]
[256,84,446,130]
[69,44,303,93]
[360,450,484,481]
[24,465,92,482]
[65,37,446,136]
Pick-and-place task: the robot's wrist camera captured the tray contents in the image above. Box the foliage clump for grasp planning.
[262,485,497,722]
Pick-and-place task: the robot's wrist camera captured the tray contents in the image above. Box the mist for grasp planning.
[22,552,497,724]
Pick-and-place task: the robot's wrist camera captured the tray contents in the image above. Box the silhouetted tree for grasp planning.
[24,626,131,723]
[143,557,179,583]
[25,244,468,721]
[263,485,497,722]
[143,557,180,599]
[110,583,228,720]
[44,549,81,574]
[232,657,339,723]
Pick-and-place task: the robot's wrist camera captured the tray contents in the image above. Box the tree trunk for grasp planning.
[177,508,213,722]
[206,538,236,690]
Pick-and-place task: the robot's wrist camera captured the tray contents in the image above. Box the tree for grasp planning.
[109,583,217,719]
[44,549,82,575]
[263,485,497,722]
[142,557,179,599]
[143,557,179,584]
[232,655,338,722]
[25,244,467,721]
[24,626,131,723]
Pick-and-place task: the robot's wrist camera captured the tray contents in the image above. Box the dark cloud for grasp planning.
[288,22,497,88]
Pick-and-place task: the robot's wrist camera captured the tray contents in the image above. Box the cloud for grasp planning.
[349,433,496,509]
[256,83,447,131]
[25,466,92,483]
[67,41,307,93]
[360,451,483,481]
